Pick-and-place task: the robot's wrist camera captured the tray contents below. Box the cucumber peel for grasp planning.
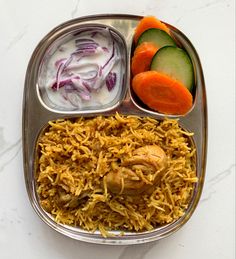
[137,28,176,48]
[150,46,194,91]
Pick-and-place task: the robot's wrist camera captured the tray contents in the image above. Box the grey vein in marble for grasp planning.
[0,127,7,148]
[0,138,22,172]
[119,242,156,259]
[192,0,230,11]
[6,27,27,51]
[207,164,235,185]
[175,0,231,24]
[71,0,81,18]
[200,163,235,203]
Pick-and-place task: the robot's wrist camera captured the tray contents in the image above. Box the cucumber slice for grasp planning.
[150,46,194,91]
[137,28,176,48]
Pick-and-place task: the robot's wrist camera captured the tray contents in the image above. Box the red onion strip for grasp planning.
[52,28,118,106]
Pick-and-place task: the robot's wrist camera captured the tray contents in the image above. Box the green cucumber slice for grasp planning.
[137,28,176,48]
[150,46,194,91]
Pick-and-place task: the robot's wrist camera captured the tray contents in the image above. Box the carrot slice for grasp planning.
[132,71,193,115]
[131,42,159,76]
[134,16,170,44]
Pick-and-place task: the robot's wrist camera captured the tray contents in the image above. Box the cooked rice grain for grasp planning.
[36,113,197,237]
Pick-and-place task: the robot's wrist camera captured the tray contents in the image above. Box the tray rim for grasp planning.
[22,13,208,245]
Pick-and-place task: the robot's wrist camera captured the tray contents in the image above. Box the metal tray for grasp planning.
[22,14,207,245]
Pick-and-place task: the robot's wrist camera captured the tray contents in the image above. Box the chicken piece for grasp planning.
[125,145,167,172]
[105,167,146,195]
[105,145,167,195]
[55,190,89,209]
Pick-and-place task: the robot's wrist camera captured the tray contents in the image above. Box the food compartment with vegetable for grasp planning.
[130,16,196,116]
[37,25,127,113]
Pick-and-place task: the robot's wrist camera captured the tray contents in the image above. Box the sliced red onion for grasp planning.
[75,38,94,45]
[102,47,109,53]
[73,28,104,37]
[52,78,71,90]
[64,62,99,72]
[51,28,119,107]
[105,72,117,91]
[73,48,97,56]
[56,55,74,90]
[80,70,98,80]
[102,40,115,69]
[91,44,117,90]
[66,92,82,107]
[55,58,67,68]
[76,39,109,54]
[55,62,65,90]
[91,31,98,38]
[71,78,91,100]
[76,42,99,50]
[64,84,77,92]
[81,81,89,89]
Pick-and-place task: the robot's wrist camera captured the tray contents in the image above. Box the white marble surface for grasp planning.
[0,0,235,258]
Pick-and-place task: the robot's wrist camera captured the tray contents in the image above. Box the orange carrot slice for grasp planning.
[131,42,159,76]
[134,16,170,44]
[132,71,193,115]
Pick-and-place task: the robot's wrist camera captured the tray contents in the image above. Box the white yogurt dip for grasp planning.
[39,27,123,110]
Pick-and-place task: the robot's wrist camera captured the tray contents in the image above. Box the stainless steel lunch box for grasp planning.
[22,14,207,245]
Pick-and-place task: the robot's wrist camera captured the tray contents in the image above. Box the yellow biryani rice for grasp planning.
[36,113,197,237]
